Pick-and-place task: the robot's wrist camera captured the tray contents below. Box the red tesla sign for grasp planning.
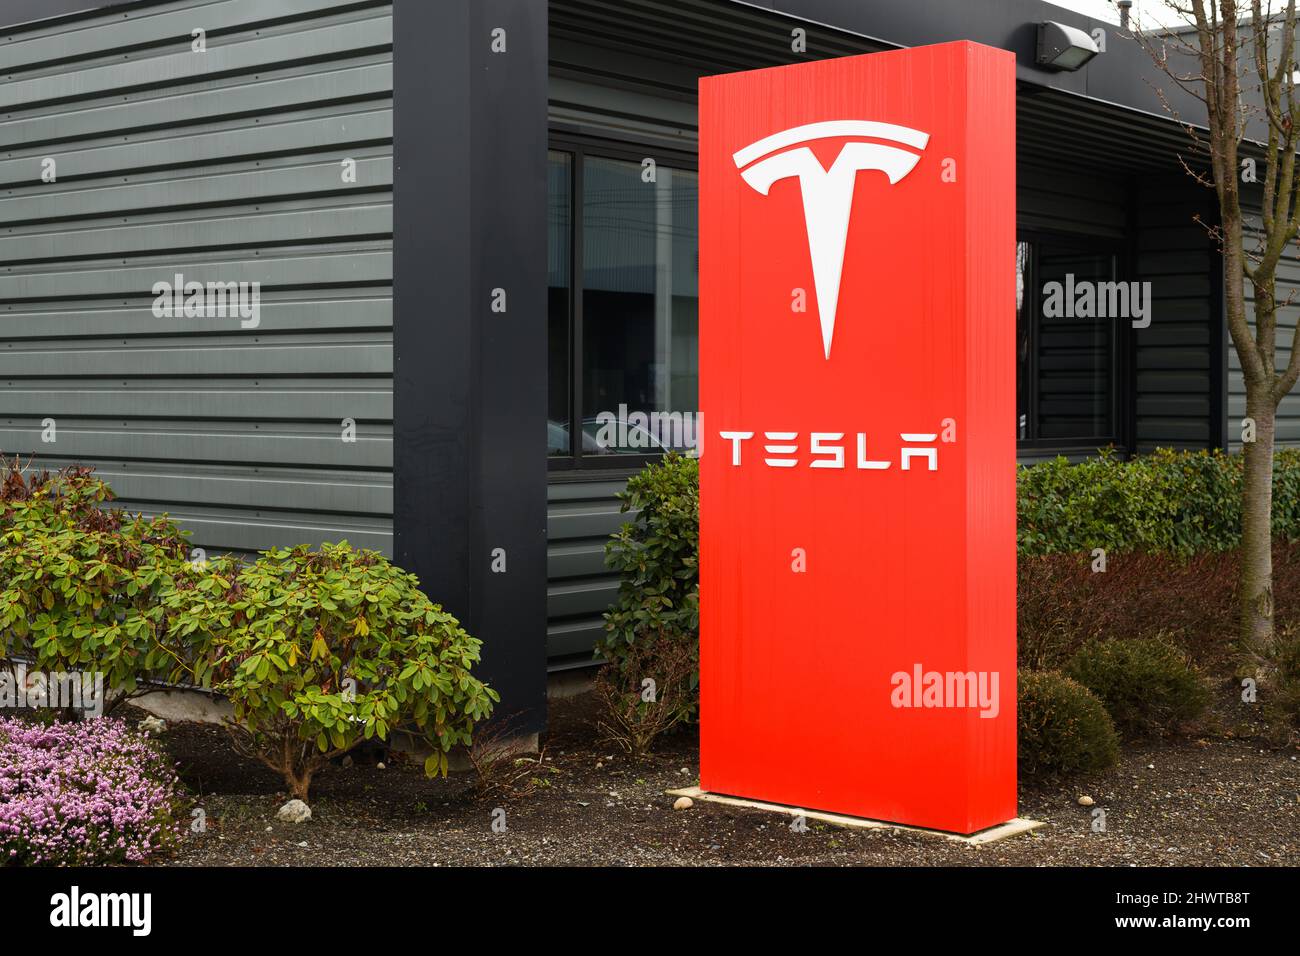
[698,42,1017,835]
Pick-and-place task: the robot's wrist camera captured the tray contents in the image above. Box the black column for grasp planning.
[393,0,548,736]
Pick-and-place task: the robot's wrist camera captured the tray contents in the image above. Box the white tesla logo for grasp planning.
[734,120,930,359]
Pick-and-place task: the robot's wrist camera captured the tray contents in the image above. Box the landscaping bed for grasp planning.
[157,693,1299,867]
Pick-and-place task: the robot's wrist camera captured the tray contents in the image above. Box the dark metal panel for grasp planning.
[392,0,548,732]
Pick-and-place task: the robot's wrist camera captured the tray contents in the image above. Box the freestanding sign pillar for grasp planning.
[698,42,1016,835]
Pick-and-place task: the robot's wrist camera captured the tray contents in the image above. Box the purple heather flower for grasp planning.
[0,716,185,866]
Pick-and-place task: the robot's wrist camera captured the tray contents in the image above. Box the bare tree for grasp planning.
[1137,0,1300,662]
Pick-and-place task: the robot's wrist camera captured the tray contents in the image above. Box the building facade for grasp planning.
[1,0,1294,731]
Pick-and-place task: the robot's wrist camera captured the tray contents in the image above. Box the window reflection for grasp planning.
[547,150,700,461]
[581,156,699,455]
[547,151,572,456]
[1035,245,1115,441]
[1017,238,1119,446]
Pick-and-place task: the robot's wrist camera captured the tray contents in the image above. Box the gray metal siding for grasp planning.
[0,0,394,557]
[1017,163,1126,239]
[1229,193,1300,450]
[1134,177,1218,451]
[546,479,630,666]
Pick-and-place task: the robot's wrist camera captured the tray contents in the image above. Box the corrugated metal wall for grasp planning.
[546,478,630,664]
[1134,176,1220,451]
[1017,163,1126,240]
[0,0,394,558]
[1229,193,1300,450]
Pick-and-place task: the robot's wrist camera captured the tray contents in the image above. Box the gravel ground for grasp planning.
[152,694,1299,867]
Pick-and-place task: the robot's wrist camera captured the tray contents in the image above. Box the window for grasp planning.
[548,143,699,466]
[1016,236,1124,449]
[549,151,1123,462]
[548,150,572,456]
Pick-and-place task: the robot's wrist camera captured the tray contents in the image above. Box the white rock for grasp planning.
[376,762,386,770]
[139,716,167,735]
[276,799,312,824]
[1077,795,1095,807]
[673,796,694,810]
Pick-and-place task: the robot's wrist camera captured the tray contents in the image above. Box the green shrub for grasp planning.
[599,452,700,721]
[167,542,497,801]
[1066,636,1210,738]
[1018,447,1300,556]
[1017,670,1120,779]
[0,460,191,711]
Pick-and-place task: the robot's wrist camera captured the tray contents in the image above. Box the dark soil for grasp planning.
[150,691,1300,867]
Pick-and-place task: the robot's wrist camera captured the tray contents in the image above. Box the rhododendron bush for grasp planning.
[0,460,191,712]
[0,717,184,865]
[169,542,497,801]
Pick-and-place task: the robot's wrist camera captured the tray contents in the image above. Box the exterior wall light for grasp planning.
[1036,20,1100,71]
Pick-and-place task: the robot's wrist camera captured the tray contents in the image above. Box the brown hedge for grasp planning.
[1017,543,1300,673]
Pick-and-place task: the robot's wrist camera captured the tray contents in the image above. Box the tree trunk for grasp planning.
[285,766,313,802]
[1241,391,1276,664]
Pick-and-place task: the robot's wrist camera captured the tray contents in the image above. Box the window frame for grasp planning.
[547,132,700,474]
[1015,229,1131,455]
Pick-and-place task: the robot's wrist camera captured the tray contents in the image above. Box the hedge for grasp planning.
[1017,670,1120,779]
[1017,544,1300,672]
[1018,447,1300,556]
